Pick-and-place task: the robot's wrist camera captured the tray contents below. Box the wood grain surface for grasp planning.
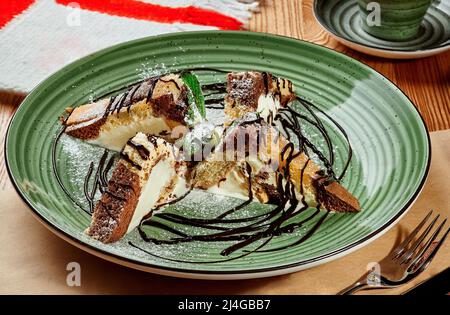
[1,0,449,190]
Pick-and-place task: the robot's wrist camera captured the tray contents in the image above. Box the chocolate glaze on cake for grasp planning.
[63,74,189,150]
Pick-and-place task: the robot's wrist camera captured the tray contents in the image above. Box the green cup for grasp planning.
[357,0,433,41]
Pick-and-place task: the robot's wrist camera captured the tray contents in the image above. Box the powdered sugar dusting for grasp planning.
[59,134,116,206]
[136,61,169,81]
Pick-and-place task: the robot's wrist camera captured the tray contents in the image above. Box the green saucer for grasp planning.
[314,0,450,59]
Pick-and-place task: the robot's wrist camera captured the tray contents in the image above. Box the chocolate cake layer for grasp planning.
[224,71,296,123]
[86,162,141,243]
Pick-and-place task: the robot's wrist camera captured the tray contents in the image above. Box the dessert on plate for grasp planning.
[61,69,360,245]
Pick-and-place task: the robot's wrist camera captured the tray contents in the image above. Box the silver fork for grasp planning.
[338,210,449,295]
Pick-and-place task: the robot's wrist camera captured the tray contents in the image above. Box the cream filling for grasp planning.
[206,168,248,200]
[205,158,268,200]
[205,157,307,206]
[171,176,188,198]
[89,116,171,152]
[257,94,281,121]
[206,169,286,203]
[126,158,175,233]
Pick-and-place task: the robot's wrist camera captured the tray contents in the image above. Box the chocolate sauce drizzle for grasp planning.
[127,139,150,160]
[83,150,115,213]
[133,159,325,262]
[55,67,353,263]
[51,127,115,214]
[94,67,228,113]
[52,126,88,213]
[202,81,226,110]
[102,76,162,117]
[133,94,351,261]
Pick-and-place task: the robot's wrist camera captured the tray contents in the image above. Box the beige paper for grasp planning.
[1,130,449,295]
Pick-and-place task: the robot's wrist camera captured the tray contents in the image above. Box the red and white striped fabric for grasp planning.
[0,0,260,93]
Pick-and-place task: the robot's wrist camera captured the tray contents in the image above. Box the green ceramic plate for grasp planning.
[314,0,450,59]
[5,31,430,279]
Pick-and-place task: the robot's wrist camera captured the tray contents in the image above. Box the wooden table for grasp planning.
[1,0,449,191]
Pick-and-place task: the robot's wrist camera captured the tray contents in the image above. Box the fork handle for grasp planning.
[337,281,370,295]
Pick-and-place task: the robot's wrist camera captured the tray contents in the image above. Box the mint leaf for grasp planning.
[181,72,206,120]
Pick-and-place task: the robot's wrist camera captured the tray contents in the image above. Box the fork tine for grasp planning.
[399,214,440,263]
[392,210,433,258]
[408,226,449,275]
[407,219,448,272]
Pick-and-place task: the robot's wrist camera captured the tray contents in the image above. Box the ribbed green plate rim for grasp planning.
[314,0,450,53]
[5,31,431,278]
